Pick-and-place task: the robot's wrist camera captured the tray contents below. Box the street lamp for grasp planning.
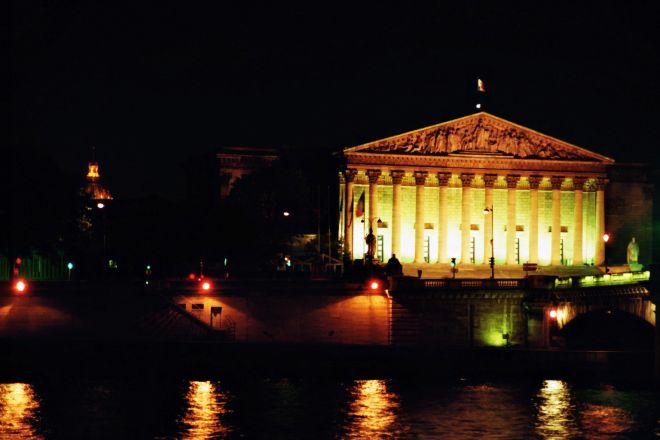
[602,233,610,274]
[483,207,495,279]
[96,202,107,274]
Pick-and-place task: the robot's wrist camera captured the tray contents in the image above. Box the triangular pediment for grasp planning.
[344,112,614,163]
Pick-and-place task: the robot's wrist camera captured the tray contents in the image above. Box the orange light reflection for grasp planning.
[534,380,579,438]
[345,379,399,438]
[179,380,230,439]
[579,403,636,436]
[0,383,43,439]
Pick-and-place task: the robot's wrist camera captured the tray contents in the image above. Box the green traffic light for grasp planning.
[67,262,74,270]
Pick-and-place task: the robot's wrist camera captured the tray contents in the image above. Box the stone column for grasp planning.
[390,170,404,258]
[483,174,497,264]
[595,178,607,266]
[528,176,542,264]
[414,171,428,263]
[551,176,564,266]
[366,170,381,234]
[437,172,451,264]
[343,169,357,259]
[460,173,474,264]
[506,175,520,265]
[572,176,587,266]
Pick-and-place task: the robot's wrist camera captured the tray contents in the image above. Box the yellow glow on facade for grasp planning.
[446,233,461,262]
[0,383,43,439]
[340,170,608,267]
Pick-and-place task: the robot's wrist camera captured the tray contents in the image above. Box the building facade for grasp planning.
[217,147,279,199]
[339,112,651,267]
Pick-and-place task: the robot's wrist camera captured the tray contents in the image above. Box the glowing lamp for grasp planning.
[369,280,380,290]
[97,202,105,209]
[67,262,74,270]
[201,281,211,291]
[549,309,557,319]
[15,280,27,293]
[283,211,290,217]
[188,273,196,280]
[602,233,610,243]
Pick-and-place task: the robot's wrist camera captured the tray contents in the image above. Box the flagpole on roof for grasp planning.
[476,77,486,110]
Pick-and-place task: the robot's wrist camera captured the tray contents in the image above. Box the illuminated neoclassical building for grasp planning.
[339,112,652,267]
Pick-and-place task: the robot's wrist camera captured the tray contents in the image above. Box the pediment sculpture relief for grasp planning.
[357,114,605,161]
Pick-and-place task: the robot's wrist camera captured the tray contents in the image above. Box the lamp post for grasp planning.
[602,233,610,274]
[484,207,495,279]
[96,202,107,276]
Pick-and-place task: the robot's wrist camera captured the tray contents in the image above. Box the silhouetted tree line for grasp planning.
[5,146,342,280]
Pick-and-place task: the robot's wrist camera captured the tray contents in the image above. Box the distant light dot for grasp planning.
[283,211,290,217]
[476,103,481,109]
[97,203,105,209]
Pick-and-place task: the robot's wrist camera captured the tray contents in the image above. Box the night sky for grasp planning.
[12,1,660,200]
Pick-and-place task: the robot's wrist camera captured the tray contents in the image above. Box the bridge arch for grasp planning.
[554,287,655,329]
[558,309,654,350]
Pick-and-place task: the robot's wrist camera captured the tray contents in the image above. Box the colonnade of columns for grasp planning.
[343,169,607,266]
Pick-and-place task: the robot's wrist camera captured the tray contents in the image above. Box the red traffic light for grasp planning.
[14,279,27,294]
[200,281,212,292]
[368,279,381,291]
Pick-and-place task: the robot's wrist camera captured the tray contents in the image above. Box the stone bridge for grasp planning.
[389,272,656,350]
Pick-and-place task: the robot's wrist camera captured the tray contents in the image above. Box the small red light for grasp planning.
[15,280,27,293]
[549,309,557,319]
[15,258,22,265]
[201,281,211,291]
[188,273,196,280]
[370,281,380,290]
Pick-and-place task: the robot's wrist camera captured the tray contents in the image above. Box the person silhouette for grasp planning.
[386,254,403,276]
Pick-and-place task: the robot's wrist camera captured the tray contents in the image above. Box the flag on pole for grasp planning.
[477,78,485,93]
[355,192,365,218]
[346,194,352,227]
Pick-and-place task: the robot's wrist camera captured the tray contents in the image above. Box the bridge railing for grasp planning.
[394,270,651,293]
[421,278,526,290]
[554,271,650,289]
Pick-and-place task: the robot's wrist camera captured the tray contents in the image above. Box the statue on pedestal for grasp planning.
[627,237,641,270]
[365,228,376,262]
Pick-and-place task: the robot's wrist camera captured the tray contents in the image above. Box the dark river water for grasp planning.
[1,376,657,439]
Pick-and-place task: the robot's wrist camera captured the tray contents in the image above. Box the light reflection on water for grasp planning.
[534,379,644,439]
[177,381,231,439]
[535,379,580,438]
[579,403,636,437]
[0,383,43,439]
[344,380,400,438]
[0,378,656,438]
